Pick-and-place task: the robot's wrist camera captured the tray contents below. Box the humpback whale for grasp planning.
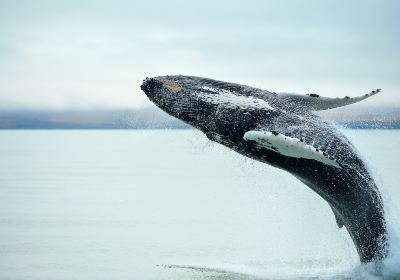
[140,75,387,263]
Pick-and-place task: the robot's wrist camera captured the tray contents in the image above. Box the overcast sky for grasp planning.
[0,0,399,109]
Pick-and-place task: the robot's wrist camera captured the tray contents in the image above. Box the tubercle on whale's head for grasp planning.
[140,77,164,101]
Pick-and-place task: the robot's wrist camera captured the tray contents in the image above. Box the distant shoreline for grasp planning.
[1,108,400,130]
[1,123,400,130]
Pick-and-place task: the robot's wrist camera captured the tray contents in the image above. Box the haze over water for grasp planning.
[0,129,399,279]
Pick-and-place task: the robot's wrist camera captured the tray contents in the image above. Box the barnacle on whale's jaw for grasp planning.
[141,77,183,97]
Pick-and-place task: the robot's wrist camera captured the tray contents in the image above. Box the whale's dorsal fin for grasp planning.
[328,204,344,228]
[243,130,341,169]
[277,89,380,111]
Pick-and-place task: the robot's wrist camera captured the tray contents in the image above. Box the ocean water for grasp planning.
[0,129,399,280]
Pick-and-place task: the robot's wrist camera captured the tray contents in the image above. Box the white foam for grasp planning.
[243,131,341,168]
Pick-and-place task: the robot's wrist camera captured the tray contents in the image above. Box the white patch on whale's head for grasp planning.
[198,86,276,111]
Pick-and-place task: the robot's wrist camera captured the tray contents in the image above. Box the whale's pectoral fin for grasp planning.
[277,89,381,111]
[243,130,341,169]
[329,204,344,228]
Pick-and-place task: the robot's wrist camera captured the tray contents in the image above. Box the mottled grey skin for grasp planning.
[141,75,387,263]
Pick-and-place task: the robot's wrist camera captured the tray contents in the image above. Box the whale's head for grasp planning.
[141,75,278,142]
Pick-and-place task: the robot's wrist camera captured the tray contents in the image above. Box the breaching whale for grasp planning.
[140,75,387,263]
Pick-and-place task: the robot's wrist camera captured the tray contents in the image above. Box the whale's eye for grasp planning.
[163,81,182,93]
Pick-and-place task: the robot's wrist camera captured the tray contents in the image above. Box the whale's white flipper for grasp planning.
[277,89,381,111]
[243,131,341,168]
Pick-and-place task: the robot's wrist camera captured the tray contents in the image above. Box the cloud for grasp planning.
[0,0,399,109]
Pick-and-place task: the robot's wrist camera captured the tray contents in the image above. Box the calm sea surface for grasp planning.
[0,129,399,279]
